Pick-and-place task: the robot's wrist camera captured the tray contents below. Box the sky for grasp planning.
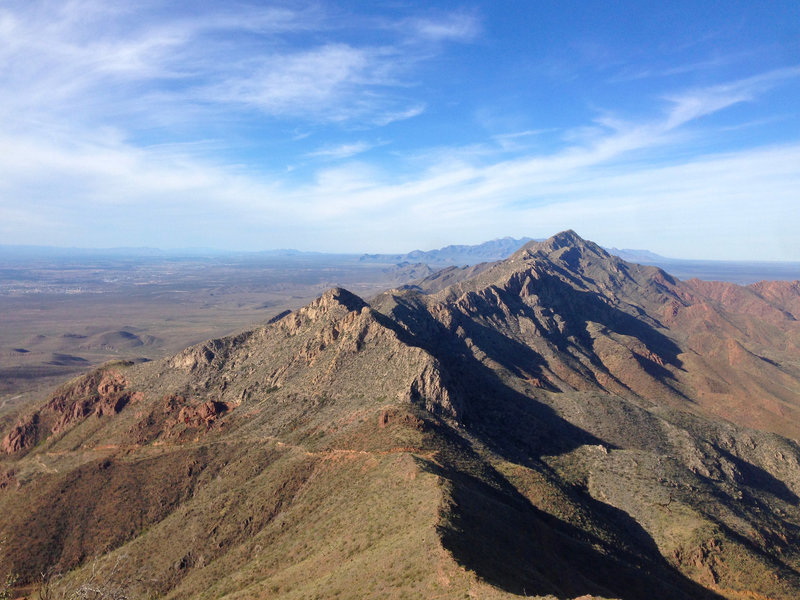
[0,1,798,259]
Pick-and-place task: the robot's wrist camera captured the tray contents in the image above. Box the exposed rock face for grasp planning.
[401,361,461,419]
[377,407,424,430]
[672,538,724,587]
[2,367,135,453]
[1,414,39,453]
[177,400,230,427]
[397,230,800,439]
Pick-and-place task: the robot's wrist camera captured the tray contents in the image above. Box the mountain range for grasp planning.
[358,236,534,265]
[2,231,800,599]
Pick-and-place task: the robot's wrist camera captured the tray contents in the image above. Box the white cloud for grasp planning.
[491,129,552,151]
[0,1,455,129]
[306,141,382,160]
[372,104,427,126]
[200,44,425,124]
[662,67,800,129]
[405,13,480,42]
[205,44,370,115]
[1,107,798,257]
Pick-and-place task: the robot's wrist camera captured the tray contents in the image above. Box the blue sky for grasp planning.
[0,1,798,259]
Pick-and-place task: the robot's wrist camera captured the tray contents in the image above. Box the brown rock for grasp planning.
[1,367,135,450]
[197,401,225,421]
[172,399,230,428]
[95,393,130,418]
[177,406,194,424]
[2,414,39,454]
[97,371,126,397]
[163,394,186,413]
[378,408,424,430]
[0,469,17,491]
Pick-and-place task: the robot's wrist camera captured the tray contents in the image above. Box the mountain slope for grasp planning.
[2,231,800,599]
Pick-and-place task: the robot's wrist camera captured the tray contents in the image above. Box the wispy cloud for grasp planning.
[404,12,480,42]
[204,44,374,118]
[268,70,800,255]
[4,69,795,257]
[609,55,737,83]
[306,141,383,160]
[662,67,800,128]
[0,1,462,129]
[491,129,553,151]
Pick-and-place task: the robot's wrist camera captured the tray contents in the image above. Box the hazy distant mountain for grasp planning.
[609,247,800,284]
[3,231,800,599]
[607,247,670,263]
[359,236,534,265]
[5,240,797,284]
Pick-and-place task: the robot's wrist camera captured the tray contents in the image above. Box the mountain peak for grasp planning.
[513,229,609,261]
[548,229,585,247]
[310,287,368,313]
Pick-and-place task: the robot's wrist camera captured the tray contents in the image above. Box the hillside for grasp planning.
[2,231,800,599]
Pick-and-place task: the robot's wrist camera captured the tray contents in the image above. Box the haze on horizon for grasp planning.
[0,1,798,260]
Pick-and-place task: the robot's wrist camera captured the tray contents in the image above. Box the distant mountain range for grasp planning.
[360,238,800,284]
[360,240,800,284]
[610,248,800,284]
[3,231,800,599]
[359,236,535,265]
[2,236,798,284]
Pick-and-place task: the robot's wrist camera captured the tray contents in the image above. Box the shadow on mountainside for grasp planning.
[383,298,597,456]
[385,294,600,457]
[386,281,688,457]
[379,291,730,598]
[419,426,725,600]
[715,447,799,505]
[521,272,684,370]
[370,287,792,598]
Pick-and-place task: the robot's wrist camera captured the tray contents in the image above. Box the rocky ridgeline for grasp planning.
[151,285,465,424]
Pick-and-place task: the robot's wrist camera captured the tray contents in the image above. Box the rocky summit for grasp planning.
[2,231,800,599]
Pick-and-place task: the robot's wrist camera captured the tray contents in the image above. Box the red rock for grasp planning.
[97,371,126,397]
[95,393,130,418]
[2,414,39,454]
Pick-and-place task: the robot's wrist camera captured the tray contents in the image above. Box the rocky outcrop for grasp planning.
[177,400,231,428]
[134,394,236,441]
[1,413,40,454]
[672,539,724,587]
[49,369,132,434]
[378,407,425,430]
[276,288,368,338]
[402,361,462,420]
[167,331,254,374]
[1,367,137,453]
